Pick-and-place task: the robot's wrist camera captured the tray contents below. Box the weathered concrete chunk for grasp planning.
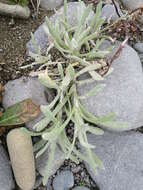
[0,144,15,190]
[84,131,143,190]
[7,129,35,190]
[78,42,143,131]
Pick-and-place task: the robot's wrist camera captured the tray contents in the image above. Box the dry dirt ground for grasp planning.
[0,8,52,85]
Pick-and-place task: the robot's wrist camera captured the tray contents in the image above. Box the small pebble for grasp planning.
[53,170,74,190]
[7,128,35,190]
[134,43,143,53]
[72,166,81,173]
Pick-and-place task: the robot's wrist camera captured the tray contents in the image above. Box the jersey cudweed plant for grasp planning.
[23,0,130,185]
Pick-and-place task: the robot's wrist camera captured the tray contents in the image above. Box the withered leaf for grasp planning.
[0,99,40,126]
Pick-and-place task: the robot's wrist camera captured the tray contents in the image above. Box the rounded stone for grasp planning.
[40,0,63,10]
[53,170,74,190]
[7,128,35,190]
[121,0,143,10]
[134,42,143,53]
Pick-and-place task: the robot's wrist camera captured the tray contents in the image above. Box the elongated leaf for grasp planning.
[31,33,41,54]
[35,97,68,131]
[36,142,49,158]
[39,72,59,90]
[74,4,92,39]
[83,133,98,172]
[100,121,131,131]
[66,125,78,159]
[61,71,72,91]
[0,99,40,126]
[34,117,49,131]
[86,125,104,135]
[21,127,43,136]
[29,52,49,65]
[48,92,60,109]
[58,63,64,79]
[79,102,116,125]
[33,139,47,152]
[77,26,91,43]
[93,152,105,170]
[45,17,67,49]
[42,143,56,185]
[41,105,58,123]
[76,63,102,78]
[97,113,117,123]
[42,109,73,141]
[89,71,104,81]
[64,0,67,23]
[78,131,95,149]
[79,84,105,99]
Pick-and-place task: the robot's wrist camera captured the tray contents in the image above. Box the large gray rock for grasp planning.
[0,144,15,190]
[121,0,143,10]
[40,0,63,10]
[84,131,143,190]
[53,170,74,190]
[26,2,93,54]
[36,146,65,177]
[2,77,49,130]
[78,42,143,131]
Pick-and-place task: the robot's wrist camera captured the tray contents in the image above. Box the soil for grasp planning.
[0,8,52,85]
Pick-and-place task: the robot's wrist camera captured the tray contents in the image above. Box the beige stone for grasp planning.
[7,129,35,190]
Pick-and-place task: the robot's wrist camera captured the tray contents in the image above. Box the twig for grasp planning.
[101,37,129,76]
[109,37,128,65]
[129,6,143,15]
